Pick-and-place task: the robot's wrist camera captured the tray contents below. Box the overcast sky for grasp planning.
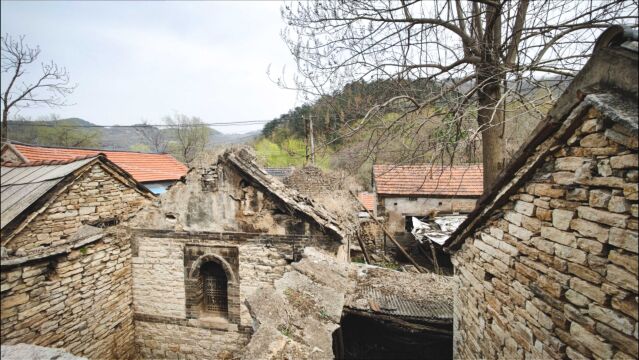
[1,1,299,133]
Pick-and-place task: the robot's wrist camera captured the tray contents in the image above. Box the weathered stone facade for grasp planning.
[448,75,638,360]
[1,230,136,359]
[4,162,150,252]
[129,149,347,359]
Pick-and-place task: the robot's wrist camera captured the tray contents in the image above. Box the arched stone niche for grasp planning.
[184,245,240,324]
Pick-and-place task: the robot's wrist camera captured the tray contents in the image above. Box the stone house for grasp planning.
[1,155,154,358]
[128,148,350,359]
[1,155,154,253]
[1,141,188,194]
[373,164,483,232]
[443,26,638,359]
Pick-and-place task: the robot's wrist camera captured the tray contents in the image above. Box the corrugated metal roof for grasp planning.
[1,158,95,229]
[265,167,294,178]
[347,286,452,320]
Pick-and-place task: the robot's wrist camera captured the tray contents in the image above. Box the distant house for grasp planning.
[372,164,483,231]
[0,142,188,194]
[1,155,154,252]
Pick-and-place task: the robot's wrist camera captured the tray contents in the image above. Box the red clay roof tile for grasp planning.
[12,144,188,183]
[373,164,483,197]
[357,192,376,211]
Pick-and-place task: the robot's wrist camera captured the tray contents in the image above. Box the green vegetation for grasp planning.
[6,116,102,148]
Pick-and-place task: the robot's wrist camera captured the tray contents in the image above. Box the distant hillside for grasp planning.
[4,118,262,151]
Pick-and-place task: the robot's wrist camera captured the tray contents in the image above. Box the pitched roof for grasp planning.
[443,26,638,252]
[357,192,376,211]
[1,155,153,234]
[1,157,97,230]
[222,149,350,242]
[373,164,483,196]
[5,142,188,183]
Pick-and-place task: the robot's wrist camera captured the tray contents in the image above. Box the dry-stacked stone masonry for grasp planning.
[1,229,137,359]
[444,27,638,360]
[4,162,149,252]
[129,149,349,359]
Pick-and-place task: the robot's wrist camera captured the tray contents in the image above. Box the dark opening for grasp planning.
[84,217,120,228]
[200,261,228,318]
[338,310,452,360]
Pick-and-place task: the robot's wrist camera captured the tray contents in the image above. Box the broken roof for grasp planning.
[1,155,153,238]
[223,149,350,242]
[444,26,638,252]
[3,141,188,183]
[373,164,483,197]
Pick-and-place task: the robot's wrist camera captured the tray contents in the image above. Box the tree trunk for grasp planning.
[477,4,506,191]
[1,107,8,143]
[477,84,506,190]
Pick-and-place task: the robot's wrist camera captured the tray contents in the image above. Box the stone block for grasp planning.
[515,201,535,217]
[509,224,533,241]
[567,262,603,284]
[608,250,637,274]
[541,226,576,246]
[552,171,576,185]
[577,206,628,228]
[79,207,96,216]
[597,159,613,177]
[610,154,638,169]
[589,190,612,208]
[555,243,587,264]
[570,322,614,359]
[531,184,565,198]
[608,196,630,214]
[531,237,555,255]
[588,304,634,335]
[521,215,541,232]
[623,183,638,201]
[505,211,522,226]
[569,277,607,304]
[552,209,574,231]
[576,237,605,255]
[580,133,609,148]
[606,265,638,292]
[566,188,589,201]
[570,218,609,243]
[565,289,589,307]
[595,322,638,357]
[609,227,638,254]
[536,208,552,221]
[556,157,590,171]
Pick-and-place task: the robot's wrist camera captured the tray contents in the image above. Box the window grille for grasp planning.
[201,262,228,315]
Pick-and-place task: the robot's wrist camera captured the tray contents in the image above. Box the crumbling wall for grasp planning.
[132,162,329,237]
[284,166,341,196]
[0,230,136,359]
[131,230,335,359]
[452,108,638,359]
[5,163,150,252]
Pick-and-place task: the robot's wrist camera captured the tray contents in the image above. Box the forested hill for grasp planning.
[262,79,441,142]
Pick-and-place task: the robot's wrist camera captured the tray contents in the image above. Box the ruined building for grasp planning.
[444,26,638,359]
[127,148,351,358]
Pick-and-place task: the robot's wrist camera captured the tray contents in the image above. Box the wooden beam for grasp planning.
[356,229,371,264]
[350,191,425,272]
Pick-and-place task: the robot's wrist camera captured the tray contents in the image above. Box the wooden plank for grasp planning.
[350,191,424,272]
[355,229,371,264]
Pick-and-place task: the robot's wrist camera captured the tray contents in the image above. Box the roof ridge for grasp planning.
[1,154,101,167]
[10,141,169,155]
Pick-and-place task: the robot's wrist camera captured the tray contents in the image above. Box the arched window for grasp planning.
[200,261,228,317]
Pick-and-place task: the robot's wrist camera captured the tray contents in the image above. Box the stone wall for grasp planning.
[284,165,341,197]
[452,109,638,359]
[1,231,136,359]
[131,229,335,359]
[6,163,149,252]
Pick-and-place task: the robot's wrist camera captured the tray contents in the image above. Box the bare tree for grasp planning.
[1,34,75,142]
[134,120,168,153]
[282,1,637,188]
[164,114,210,165]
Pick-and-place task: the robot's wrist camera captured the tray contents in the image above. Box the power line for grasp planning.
[6,120,273,128]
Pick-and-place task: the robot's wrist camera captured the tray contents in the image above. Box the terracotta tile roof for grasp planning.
[11,143,188,183]
[373,164,483,196]
[358,192,376,211]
